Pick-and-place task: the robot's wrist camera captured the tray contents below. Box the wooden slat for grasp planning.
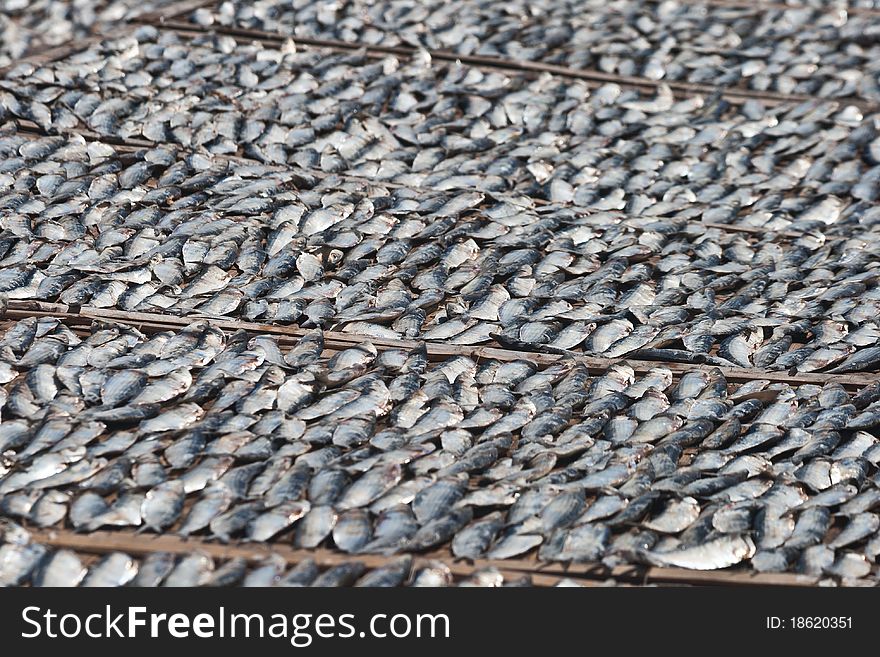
[136,19,878,113]
[4,301,878,388]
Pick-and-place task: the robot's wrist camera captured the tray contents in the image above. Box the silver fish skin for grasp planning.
[451,512,505,560]
[644,535,756,570]
[310,563,366,587]
[361,505,418,554]
[209,502,263,543]
[355,557,413,587]
[336,464,402,511]
[277,559,320,587]
[408,508,473,552]
[333,509,373,553]
[294,505,338,549]
[131,552,177,587]
[81,552,139,587]
[830,513,880,549]
[0,543,47,586]
[178,485,234,537]
[205,559,248,588]
[411,561,453,588]
[643,497,700,534]
[163,554,215,587]
[33,550,88,587]
[412,477,467,525]
[539,523,610,563]
[141,480,186,532]
[487,532,543,560]
[247,501,311,542]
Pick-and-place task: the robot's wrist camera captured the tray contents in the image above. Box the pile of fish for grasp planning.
[4,24,880,372]
[4,28,880,218]
[3,0,880,589]
[785,1,880,9]
[1,317,880,582]
[0,523,554,586]
[0,0,174,68]
[4,123,880,370]
[192,0,880,101]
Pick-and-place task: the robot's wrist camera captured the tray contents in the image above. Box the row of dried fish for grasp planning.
[191,0,880,101]
[0,0,174,68]
[3,319,880,578]
[4,29,880,219]
[0,523,555,586]
[3,131,880,370]
[753,0,880,9]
